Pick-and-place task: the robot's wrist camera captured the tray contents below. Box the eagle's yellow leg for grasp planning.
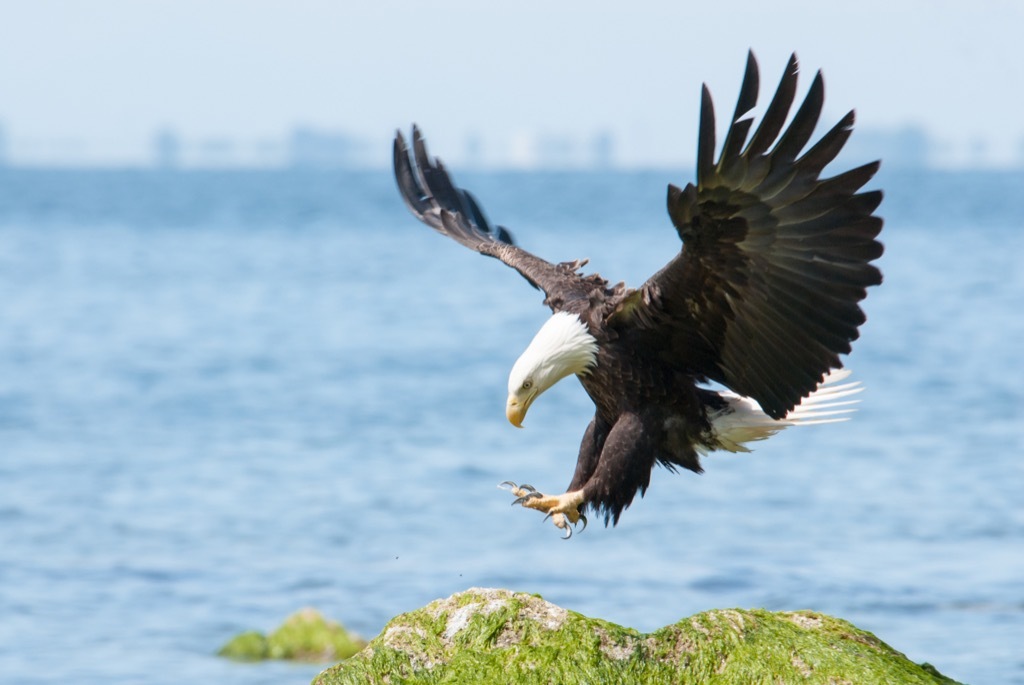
[499,482,587,537]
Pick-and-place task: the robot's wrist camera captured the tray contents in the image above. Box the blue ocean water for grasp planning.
[0,166,1021,685]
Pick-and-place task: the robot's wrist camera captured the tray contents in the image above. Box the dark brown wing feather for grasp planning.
[393,126,599,309]
[632,51,884,419]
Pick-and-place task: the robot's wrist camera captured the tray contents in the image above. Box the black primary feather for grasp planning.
[394,126,604,305]
[651,50,883,419]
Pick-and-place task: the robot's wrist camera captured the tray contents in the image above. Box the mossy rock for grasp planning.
[314,588,961,685]
[219,608,367,663]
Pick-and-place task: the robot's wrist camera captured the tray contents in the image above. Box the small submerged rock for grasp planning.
[218,607,367,663]
[314,587,961,684]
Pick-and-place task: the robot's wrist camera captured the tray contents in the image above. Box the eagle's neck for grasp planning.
[510,312,599,393]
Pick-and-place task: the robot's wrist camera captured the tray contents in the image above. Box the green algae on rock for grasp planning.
[314,588,961,685]
[218,607,367,663]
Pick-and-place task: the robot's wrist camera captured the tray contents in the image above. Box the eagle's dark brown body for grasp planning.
[551,292,729,522]
[393,52,883,529]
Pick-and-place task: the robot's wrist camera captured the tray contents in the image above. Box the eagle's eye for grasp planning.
[522,380,533,391]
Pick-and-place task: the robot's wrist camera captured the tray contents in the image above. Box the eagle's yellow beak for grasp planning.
[506,395,529,428]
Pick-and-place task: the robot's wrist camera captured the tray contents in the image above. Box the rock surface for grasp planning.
[218,607,367,663]
[314,588,961,684]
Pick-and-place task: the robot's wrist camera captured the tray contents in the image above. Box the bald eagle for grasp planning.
[393,52,883,536]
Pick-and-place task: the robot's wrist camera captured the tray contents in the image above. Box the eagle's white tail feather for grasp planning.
[702,370,863,455]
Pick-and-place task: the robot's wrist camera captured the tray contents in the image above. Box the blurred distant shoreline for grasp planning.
[2,124,1021,173]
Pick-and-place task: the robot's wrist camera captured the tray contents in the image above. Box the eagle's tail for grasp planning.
[704,370,863,454]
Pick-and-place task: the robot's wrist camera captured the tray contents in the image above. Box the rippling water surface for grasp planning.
[1,167,1022,684]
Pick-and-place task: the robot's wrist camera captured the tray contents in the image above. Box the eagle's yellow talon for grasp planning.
[503,487,586,535]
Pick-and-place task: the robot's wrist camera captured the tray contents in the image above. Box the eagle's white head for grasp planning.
[506,312,599,427]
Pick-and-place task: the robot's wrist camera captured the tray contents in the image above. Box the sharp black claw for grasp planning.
[561,524,572,540]
[577,514,588,533]
[519,484,537,493]
[512,492,543,507]
[498,480,517,491]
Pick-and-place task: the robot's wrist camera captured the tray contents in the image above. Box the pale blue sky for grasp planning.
[1,1,1022,167]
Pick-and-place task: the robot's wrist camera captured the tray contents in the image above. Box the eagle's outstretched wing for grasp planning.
[393,127,600,310]
[627,52,884,419]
